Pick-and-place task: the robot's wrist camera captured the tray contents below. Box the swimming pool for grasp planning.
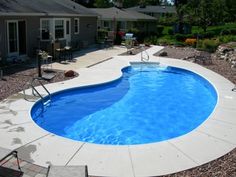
[31,63,217,145]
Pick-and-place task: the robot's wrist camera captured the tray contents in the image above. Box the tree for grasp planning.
[186,0,226,32]
[73,0,95,8]
[225,0,236,22]
[122,0,137,8]
[94,0,112,8]
[172,0,188,34]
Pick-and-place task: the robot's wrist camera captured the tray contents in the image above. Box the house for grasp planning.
[127,5,176,20]
[0,0,98,61]
[91,7,157,34]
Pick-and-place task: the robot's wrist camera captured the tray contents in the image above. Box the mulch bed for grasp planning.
[156,46,236,177]
[0,64,77,101]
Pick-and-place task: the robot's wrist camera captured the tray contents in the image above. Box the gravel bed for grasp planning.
[155,46,236,84]
[0,65,77,101]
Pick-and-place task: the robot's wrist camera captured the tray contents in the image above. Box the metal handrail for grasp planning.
[140,45,149,62]
[23,77,51,105]
[32,78,51,105]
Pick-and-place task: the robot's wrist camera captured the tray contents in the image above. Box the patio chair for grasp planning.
[0,147,21,171]
[46,165,88,177]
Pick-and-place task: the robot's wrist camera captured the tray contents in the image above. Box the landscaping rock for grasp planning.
[215,44,236,68]
[64,70,75,77]
[159,51,168,56]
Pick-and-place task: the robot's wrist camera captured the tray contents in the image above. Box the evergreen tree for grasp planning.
[225,0,236,22]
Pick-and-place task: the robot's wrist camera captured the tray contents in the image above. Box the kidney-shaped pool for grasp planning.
[31,63,217,145]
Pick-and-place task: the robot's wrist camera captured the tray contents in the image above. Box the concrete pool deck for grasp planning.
[0,46,236,177]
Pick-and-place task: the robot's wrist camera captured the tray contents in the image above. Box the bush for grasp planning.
[175,34,193,41]
[198,39,220,53]
[230,29,236,35]
[128,28,139,35]
[168,29,174,35]
[185,38,197,47]
[156,26,164,36]
[198,31,216,39]
[174,41,185,47]
[220,29,231,35]
[175,34,186,41]
[97,29,108,41]
[218,35,236,43]
[144,36,158,45]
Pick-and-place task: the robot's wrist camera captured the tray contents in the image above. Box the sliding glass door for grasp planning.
[7,20,26,56]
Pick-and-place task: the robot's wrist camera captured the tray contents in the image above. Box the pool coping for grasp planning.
[0,46,236,177]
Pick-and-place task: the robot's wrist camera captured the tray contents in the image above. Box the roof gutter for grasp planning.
[0,12,98,17]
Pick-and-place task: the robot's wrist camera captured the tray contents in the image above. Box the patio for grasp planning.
[0,46,236,177]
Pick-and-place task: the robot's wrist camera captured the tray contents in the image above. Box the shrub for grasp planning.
[157,38,170,45]
[175,34,186,41]
[168,29,174,35]
[199,39,220,53]
[174,41,185,47]
[97,29,108,41]
[156,26,164,36]
[144,36,158,45]
[230,29,236,35]
[218,35,236,43]
[128,28,139,35]
[220,29,231,35]
[175,34,193,41]
[185,38,197,47]
[200,31,216,38]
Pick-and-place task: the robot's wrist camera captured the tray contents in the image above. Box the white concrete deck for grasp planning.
[0,46,236,177]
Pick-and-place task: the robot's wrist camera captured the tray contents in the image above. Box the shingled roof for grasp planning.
[0,0,97,16]
[128,5,176,14]
[91,7,156,21]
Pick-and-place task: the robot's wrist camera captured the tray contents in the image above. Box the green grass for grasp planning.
[145,23,236,52]
[192,23,236,34]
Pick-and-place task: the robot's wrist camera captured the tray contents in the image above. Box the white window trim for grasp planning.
[40,18,51,41]
[40,18,70,41]
[54,19,65,40]
[74,18,80,34]
[7,20,19,55]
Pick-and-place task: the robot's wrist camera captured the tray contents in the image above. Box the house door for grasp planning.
[7,20,26,56]
[65,19,71,46]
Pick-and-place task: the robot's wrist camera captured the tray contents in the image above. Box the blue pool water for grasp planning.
[31,63,217,145]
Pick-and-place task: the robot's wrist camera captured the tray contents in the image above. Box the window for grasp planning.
[55,20,64,39]
[66,20,70,35]
[74,18,79,34]
[119,21,126,30]
[8,22,18,53]
[103,21,109,28]
[41,20,50,40]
